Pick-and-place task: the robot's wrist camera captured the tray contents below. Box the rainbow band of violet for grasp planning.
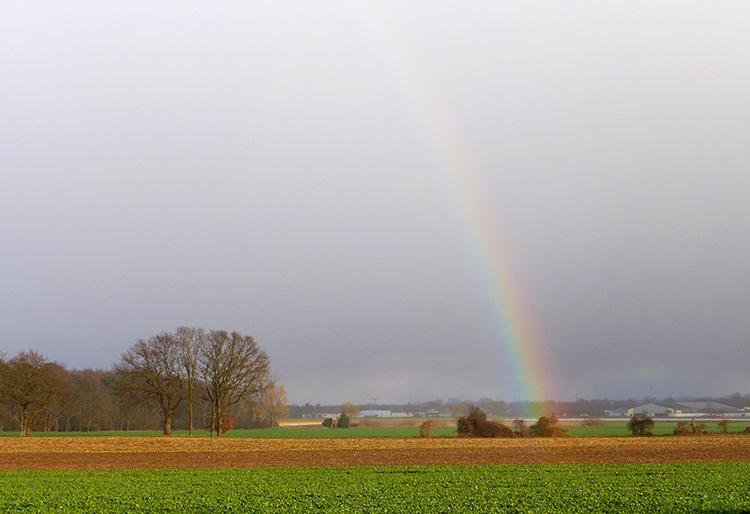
[356,3,557,409]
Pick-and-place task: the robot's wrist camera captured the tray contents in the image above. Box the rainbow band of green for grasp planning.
[354,3,557,407]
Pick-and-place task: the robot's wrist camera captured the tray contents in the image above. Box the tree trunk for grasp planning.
[215,399,224,437]
[164,411,172,436]
[20,409,27,437]
[215,401,222,437]
[210,402,216,437]
[188,386,194,436]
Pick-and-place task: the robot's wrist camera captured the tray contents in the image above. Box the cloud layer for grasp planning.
[2,2,749,403]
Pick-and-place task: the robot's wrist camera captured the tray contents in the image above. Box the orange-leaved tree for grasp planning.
[262,381,289,428]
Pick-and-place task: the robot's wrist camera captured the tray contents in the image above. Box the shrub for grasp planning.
[322,418,333,428]
[628,415,654,436]
[457,406,487,437]
[580,416,606,427]
[691,420,707,435]
[476,420,514,438]
[718,419,730,434]
[337,413,350,428]
[674,419,708,435]
[220,415,234,434]
[513,418,531,437]
[457,406,514,438]
[419,420,435,437]
[531,414,568,437]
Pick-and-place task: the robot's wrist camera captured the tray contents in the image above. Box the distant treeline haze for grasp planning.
[2,339,749,435]
[290,393,750,420]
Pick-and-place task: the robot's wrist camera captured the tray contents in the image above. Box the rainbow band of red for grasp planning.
[355,3,558,407]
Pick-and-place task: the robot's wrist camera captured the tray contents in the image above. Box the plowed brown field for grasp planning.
[2,435,749,470]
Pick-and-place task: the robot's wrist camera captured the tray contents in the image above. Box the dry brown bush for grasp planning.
[418,420,435,437]
[220,415,234,433]
[628,415,655,436]
[531,414,568,438]
[458,407,515,438]
[674,419,708,436]
[580,416,606,427]
[512,418,531,437]
[475,420,514,438]
[457,406,486,437]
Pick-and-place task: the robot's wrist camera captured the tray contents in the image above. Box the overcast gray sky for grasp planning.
[2,2,749,405]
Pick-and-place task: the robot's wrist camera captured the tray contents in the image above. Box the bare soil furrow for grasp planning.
[1,435,749,470]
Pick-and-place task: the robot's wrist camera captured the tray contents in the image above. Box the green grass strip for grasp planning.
[0,427,459,438]
[3,420,748,438]
[1,462,749,513]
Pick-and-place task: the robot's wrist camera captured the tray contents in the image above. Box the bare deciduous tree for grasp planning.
[66,369,115,432]
[200,330,270,437]
[0,350,67,436]
[175,326,204,436]
[450,403,467,420]
[115,333,187,435]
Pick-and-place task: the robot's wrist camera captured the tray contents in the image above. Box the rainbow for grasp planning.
[355,5,557,408]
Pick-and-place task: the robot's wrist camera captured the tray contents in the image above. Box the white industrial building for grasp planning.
[628,402,745,418]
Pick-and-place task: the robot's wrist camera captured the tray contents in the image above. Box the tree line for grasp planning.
[0,327,288,436]
[290,393,750,420]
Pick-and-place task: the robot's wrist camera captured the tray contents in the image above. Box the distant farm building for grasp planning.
[359,410,391,418]
[627,402,745,418]
[357,410,413,418]
[302,412,339,419]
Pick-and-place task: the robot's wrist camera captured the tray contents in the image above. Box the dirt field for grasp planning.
[1,435,749,471]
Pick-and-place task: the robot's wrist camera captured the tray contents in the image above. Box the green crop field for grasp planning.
[563,420,750,437]
[1,462,749,513]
